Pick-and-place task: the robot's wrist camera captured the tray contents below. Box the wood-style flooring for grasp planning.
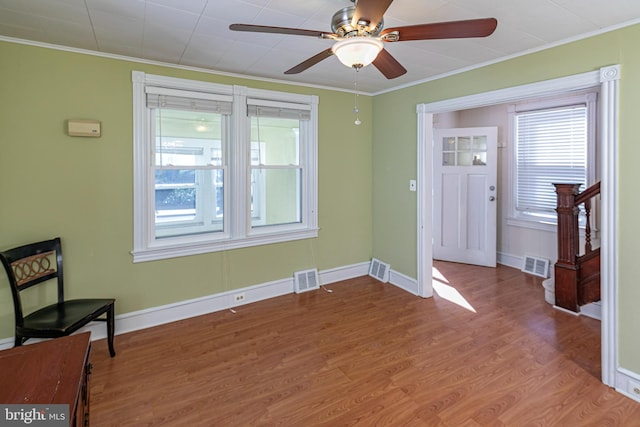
[89,262,640,426]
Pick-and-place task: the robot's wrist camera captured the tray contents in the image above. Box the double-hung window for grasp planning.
[509,92,597,228]
[147,89,231,239]
[248,100,309,229]
[132,72,318,262]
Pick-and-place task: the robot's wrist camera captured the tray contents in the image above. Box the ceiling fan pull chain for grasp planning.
[354,70,362,126]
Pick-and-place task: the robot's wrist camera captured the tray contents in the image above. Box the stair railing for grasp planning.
[553,181,600,312]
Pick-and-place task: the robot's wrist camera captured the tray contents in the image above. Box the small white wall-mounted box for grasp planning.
[67,119,101,137]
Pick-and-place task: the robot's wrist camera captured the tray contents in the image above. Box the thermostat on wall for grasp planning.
[67,119,101,137]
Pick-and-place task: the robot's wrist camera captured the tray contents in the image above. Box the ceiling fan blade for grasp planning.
[285,48,335,75]
[381,18,497,41]
[352,0,394,30]
[229,24,335,38]
[373,49,407,79]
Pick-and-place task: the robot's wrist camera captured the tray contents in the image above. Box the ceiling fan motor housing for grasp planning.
[331,6,384,37]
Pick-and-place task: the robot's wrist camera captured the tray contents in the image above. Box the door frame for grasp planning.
[416,65,620,387]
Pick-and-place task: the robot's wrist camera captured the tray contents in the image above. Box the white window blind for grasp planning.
[146,93,232,115]
[247,98,311,120]
[515,105,587,215]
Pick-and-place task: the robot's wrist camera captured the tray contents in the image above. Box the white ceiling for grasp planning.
[1,0,639,94]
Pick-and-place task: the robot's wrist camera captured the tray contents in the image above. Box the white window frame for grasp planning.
[507,91,598,231]
[131,71,318,262]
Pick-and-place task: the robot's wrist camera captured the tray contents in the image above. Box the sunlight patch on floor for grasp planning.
[433,267,476,313]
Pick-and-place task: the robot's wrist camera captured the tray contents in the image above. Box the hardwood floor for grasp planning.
[89,262,640,426]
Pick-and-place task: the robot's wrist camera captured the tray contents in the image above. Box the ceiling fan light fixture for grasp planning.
[332,38,383,69]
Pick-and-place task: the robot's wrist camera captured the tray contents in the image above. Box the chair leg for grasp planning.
[107,303,116,357]
[14,335,24,347]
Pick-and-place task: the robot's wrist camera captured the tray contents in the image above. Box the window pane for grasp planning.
[472,153,487,165]
[251,168,301,227]
[473,136,487,151]
[154,109,223,167]
[155,169,197,223]
[155,139,222,167]
[458,137,471,151]
[443,152,455,166]
[152,107,225,238]
[155,169,224,237]
[458,152,473,166]
[442,137,455,151]
[472,137,488,166]
[250,117,299,166]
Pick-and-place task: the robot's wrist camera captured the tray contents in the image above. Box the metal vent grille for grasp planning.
[369,258,390,282]
[294,269,319,293]
[522,255,549,278]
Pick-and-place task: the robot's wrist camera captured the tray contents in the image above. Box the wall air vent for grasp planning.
[369,258,390,283]
[294,269,319,293]
[522,255,549,278]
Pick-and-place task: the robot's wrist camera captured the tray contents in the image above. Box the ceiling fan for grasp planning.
[229,0,497,79]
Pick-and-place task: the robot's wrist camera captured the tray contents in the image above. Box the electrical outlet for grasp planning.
[233,293,245,303]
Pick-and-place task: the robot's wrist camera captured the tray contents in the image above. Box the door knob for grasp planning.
[489,196,496,201]
[489,185,495,191]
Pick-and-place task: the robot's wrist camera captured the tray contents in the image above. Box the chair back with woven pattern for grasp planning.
[0,237,65,328]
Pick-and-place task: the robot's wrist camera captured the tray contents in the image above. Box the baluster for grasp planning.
[584,198,592,254]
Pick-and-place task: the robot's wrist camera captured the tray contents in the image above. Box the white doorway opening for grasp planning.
[416,65,620,387]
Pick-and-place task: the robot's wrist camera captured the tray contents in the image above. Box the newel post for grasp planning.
[553,183,581,312]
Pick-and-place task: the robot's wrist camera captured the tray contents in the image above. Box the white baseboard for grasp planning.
[616,368,640,403]
[320,261,370,285]
[0,261,371,350]
[497,251,524,270]
[389,269,419,295]
[552,305,581,316]
[580,301,602,320]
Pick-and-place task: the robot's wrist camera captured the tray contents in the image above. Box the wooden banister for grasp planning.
[575,181,600,206]
[575,181,599,254]
[553,181,601,312]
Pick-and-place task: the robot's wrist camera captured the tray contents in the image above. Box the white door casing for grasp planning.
[416,65,620,389]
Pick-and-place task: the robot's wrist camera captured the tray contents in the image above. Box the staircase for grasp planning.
[553,182,601,313]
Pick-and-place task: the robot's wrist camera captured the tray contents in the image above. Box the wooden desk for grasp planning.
[0,333,91,427]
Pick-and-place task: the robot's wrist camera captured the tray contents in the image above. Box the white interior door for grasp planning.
[433,127,498,267]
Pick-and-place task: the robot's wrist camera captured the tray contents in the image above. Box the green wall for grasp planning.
[372,24,640,373]
[0,41,373,337]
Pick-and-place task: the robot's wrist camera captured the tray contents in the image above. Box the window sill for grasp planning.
[506,217,557,233]
[131,228,319,263]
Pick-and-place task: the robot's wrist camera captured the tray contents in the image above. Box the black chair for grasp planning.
[0,237,116,357]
